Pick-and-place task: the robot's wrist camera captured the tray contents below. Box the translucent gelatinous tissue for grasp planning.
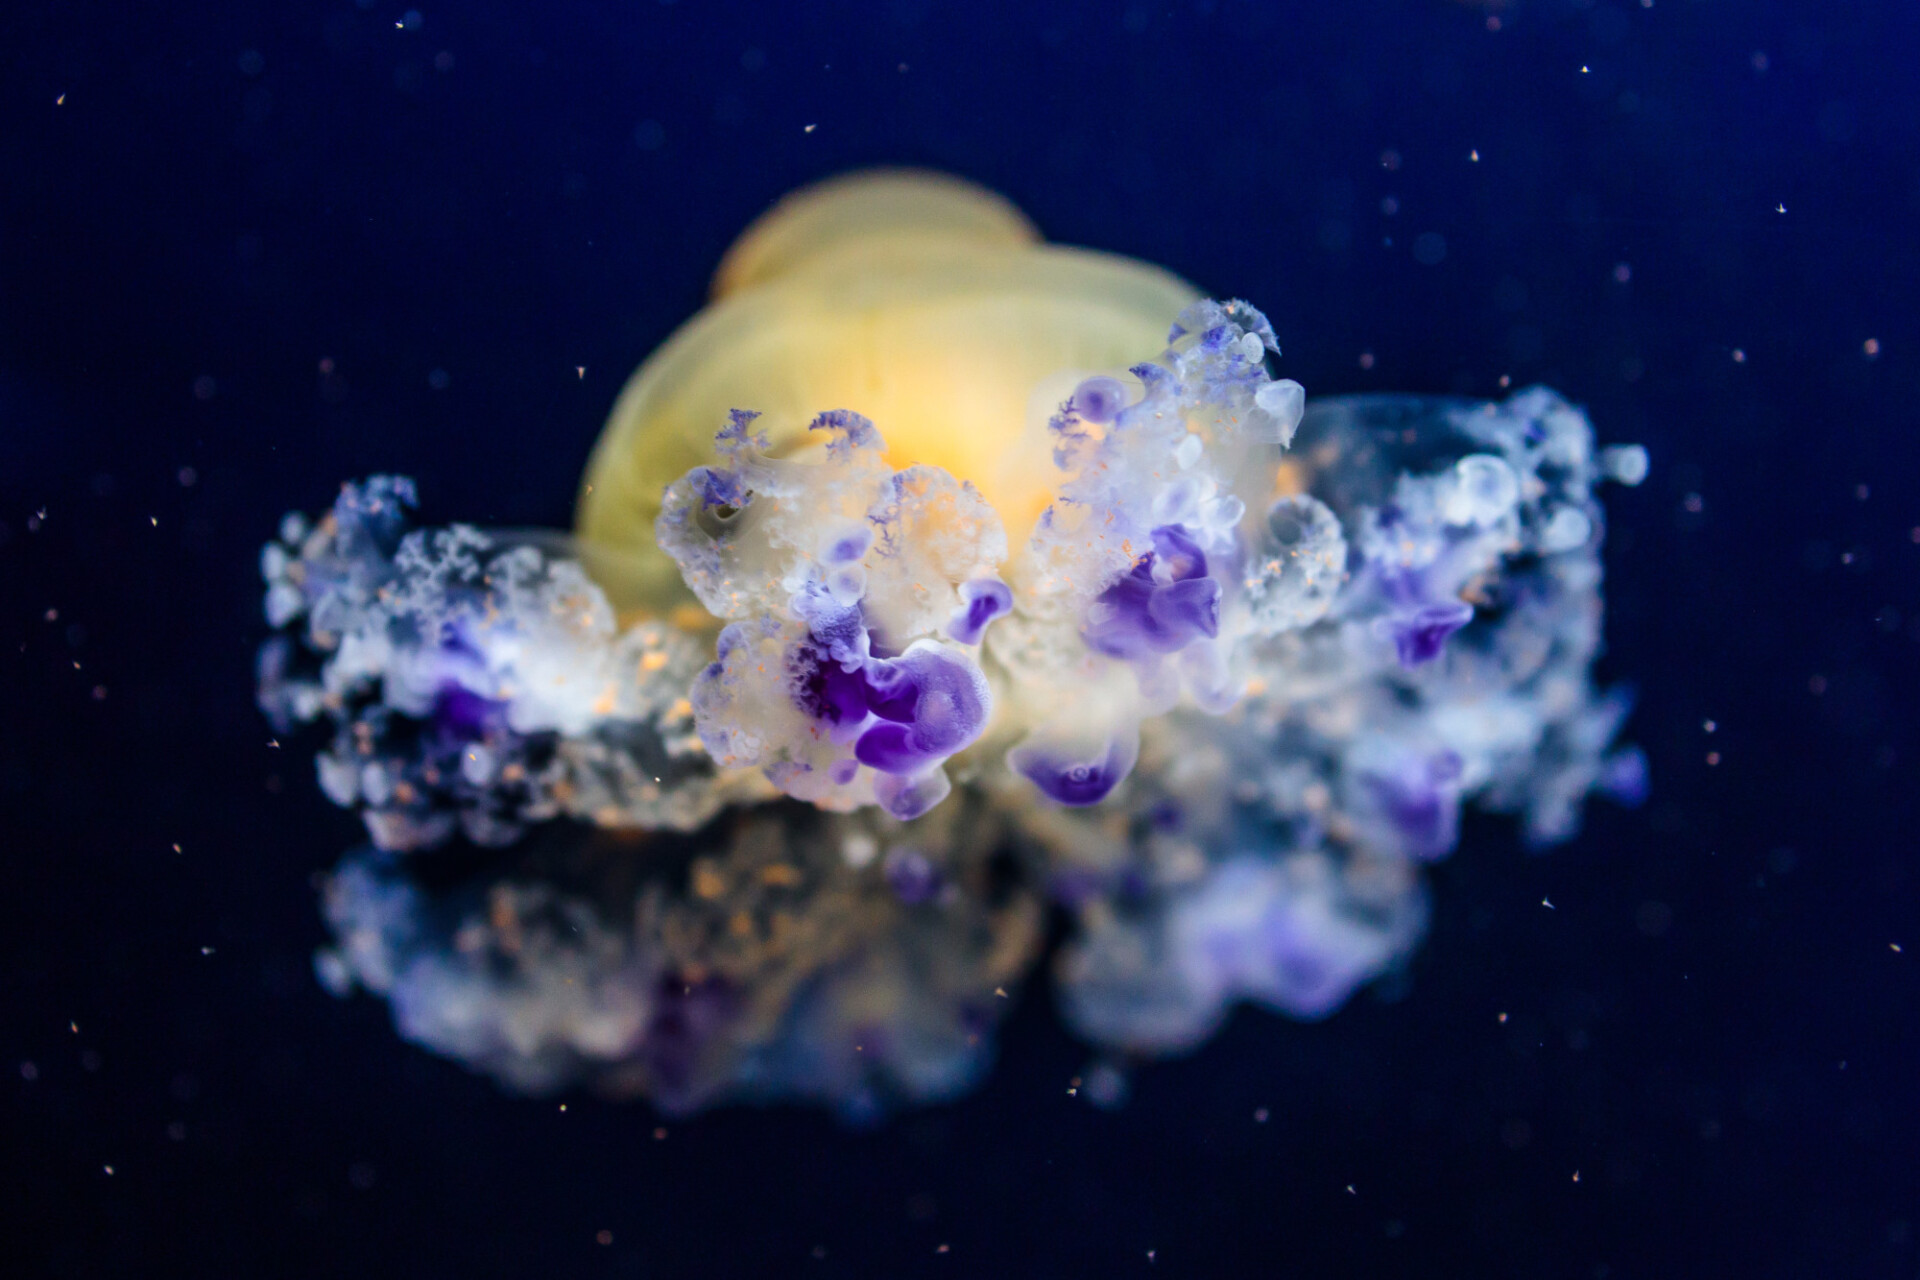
[656,408,1005,820]
[257,479,771,850]
[266,294,1646,1116]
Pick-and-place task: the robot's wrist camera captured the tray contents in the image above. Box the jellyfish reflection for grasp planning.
[267,172,1646,1113]
[316,797,1036,1118]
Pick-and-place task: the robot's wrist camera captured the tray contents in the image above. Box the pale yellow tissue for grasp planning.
[576,169,1200,612]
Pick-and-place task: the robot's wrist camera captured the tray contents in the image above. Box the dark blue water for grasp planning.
[5,1,1918,1275]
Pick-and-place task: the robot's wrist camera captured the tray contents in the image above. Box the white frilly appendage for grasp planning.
[257,477,772,850]
[266,299,1648,1112]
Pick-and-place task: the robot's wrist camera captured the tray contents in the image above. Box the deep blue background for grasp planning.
[4,1,1919,1275]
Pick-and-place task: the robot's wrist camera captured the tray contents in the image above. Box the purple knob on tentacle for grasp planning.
[1382,600,1475,668]
[821,524,872,566]
[1070,376,1130,424]
[792,648,873,735]
[1599,747,1650,807]
[1009,730,1139,807]
[946,577,1012,645]
[1083,525,1221,661]
[874,768,953,822]
[883,847,943,903]
[1361,750,1464,860]
[853,645,991,776]
[431,682,502,742]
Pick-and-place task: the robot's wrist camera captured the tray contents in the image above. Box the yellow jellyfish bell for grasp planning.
[575,169,1200,613]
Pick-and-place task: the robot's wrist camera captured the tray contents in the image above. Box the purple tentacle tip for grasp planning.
[1070,376,1129,425]
[882,846,943,901]
[946,578,1012,645]
[431,683,500,741]
[1362,751,1463,860]
[1010,733,1137,807]
[874,769,952,823]
[1386,600,1475,668]
[1083,525,1221,660]
[853,646,990,776]
[1600,747,1650,807]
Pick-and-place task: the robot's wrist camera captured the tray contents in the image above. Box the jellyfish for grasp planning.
[264,171,1647,1111]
